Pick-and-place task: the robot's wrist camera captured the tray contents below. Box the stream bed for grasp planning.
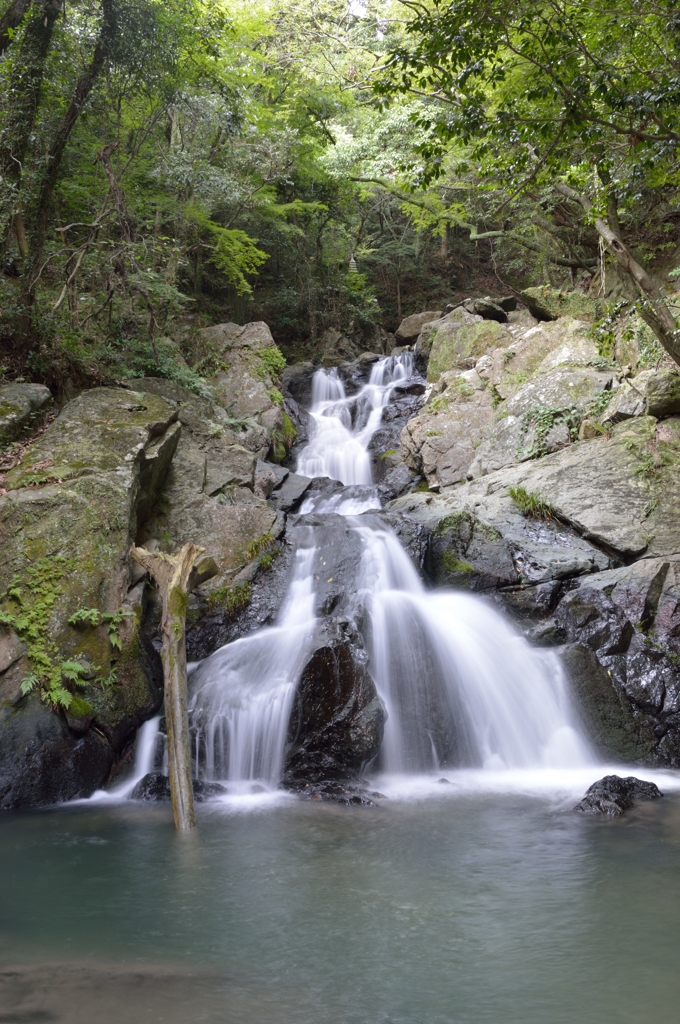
[2,772,680,1023]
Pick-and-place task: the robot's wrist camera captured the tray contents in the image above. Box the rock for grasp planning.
[281,619,386,789]
[535,332,601,372]
[574,775,663,816]
[427,319,512,381]
[0,387,179,806]
[521,286,602,322]
[130,772,228,802]
[469,367,613,477]
[401,380,496,488]
[377,462,416,502]
[395,311,442,343]
[315,328,363,366]
[415,306,481,357]
[135,380,282,596]
[254,460,288,499]
[601,381,647,424]
[388,488,609,592]
[269,472,313,512]
[556,556,680,764]
[0,383,52,442]
[604,368,680,423]
[468,297,509,323]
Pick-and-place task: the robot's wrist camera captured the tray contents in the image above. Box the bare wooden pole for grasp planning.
[130,542,212,831]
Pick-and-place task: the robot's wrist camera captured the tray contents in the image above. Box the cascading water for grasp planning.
[177,351,592,792]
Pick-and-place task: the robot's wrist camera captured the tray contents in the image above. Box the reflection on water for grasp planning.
[2,779,680,1023]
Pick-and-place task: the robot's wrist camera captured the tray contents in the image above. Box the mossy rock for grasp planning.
[427,320,511,381]
[521,286,602,323]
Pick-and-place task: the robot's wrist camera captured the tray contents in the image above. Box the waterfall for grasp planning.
[179,352,592,791]
[188,543,318,784]
[297,354,414,487]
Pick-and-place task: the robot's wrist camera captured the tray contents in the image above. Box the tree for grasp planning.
[378,0,680,362]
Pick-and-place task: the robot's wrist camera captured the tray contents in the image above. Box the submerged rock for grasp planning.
[130,772,228,802]
[281,619,386,790]
[575,775,662,816]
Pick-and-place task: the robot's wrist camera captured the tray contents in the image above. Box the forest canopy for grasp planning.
[1,0,679,386]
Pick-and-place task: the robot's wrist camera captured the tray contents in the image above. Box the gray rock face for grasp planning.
[0,383,52,442]
[556,557,680,765]
[520,286,601,322]
[281,619,386,789]
[389,488,610,592]
[574,775,663,816]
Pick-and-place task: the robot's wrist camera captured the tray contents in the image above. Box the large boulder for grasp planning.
[395,311,442,343]
[602,368,680,425]
[281,619,386,789]
[427,318,512,381]
[0,388,180,807]
[574,775,663,816]
[388,486,610,592]
[401,373,496,488]
[196,320,291,449]
[133,380,283,604]
[521,286,602,322]
[469,366,614,476]
[556,556,680,765]
[0,383,52,443]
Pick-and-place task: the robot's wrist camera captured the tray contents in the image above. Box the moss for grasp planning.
[434,511,472,536]
[380,449,398,460]
[281,412,297,447]
[441,552,475,574]
[413,480,430,492]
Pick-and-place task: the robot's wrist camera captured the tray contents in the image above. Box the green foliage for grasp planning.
[68,607,132,650]
[508,486,556,521]
[258,346,286,378]
[207,582,252,618]
[518,405,579,460]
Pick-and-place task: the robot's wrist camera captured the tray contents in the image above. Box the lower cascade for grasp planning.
[184,353,592,789]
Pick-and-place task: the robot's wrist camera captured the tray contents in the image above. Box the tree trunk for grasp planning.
[129,542,210,831]
[25,0,117,293]
[554,181,680,366]
[0,0,63,236]
[0,0,31,56]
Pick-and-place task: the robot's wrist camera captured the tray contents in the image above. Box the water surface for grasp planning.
[2,772,680,1023]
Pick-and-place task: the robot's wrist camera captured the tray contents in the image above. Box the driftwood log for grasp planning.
[130,542,217,830]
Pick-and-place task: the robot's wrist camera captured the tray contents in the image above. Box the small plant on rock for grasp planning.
[508,486,556,520]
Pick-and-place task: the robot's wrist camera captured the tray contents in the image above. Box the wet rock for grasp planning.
[521,286,602,323]
[556,556,680,765]
[130,772,228,802]
[377,462,416,502]
[389,488,610,593]
[0,383,52,442]
[269,471,313,512]
[295,780,385,805]
[281,619,386,789]
[574,775,662,816]
[395,311,442,343]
